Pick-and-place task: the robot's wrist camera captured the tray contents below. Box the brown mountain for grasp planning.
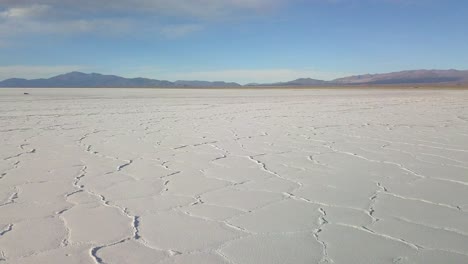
[332,69,468,85]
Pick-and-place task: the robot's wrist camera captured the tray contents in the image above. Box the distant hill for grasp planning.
[174,80,241,87]
[246,78,327,87]
[1,69,468,88]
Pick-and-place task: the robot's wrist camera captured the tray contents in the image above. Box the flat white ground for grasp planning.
[1,88,468,264]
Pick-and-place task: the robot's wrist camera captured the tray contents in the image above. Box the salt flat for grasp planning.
[0,88,468,264]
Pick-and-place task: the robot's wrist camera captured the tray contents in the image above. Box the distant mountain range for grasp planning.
[1,69,468,88]
[0,72,240,88]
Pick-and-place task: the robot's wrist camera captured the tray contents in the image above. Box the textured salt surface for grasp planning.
[0,88,467,264]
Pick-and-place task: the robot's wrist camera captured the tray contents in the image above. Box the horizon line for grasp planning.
[1,68,468,84]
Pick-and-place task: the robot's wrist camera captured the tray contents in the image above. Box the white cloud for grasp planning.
[0,0,294,44]
[1,0,286,18]
[0,3,133,35]
[0,4,49,19]
[0,18,197,41]
[0,2,209,40]
[0,65,86,80]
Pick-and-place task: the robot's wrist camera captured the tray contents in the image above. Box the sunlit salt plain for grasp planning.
[1,88,468,264]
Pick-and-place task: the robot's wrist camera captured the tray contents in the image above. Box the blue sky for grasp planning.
[1,0,467,84]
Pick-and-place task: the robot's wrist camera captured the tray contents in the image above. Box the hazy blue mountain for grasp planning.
[280,78,327,86]
[246,78,327,87]
[0,72,173,88]
[0,72,241,88]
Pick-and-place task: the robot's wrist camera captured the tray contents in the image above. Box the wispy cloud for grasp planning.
[0,4,135,38]
[0,65,87,80]
[0,15,190,43]
[159,24,204,38]
[0,39,8,48]
[0,18,134,36]
[1,0,286,18]
[0,4,49,19]
[0,0,288,42]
